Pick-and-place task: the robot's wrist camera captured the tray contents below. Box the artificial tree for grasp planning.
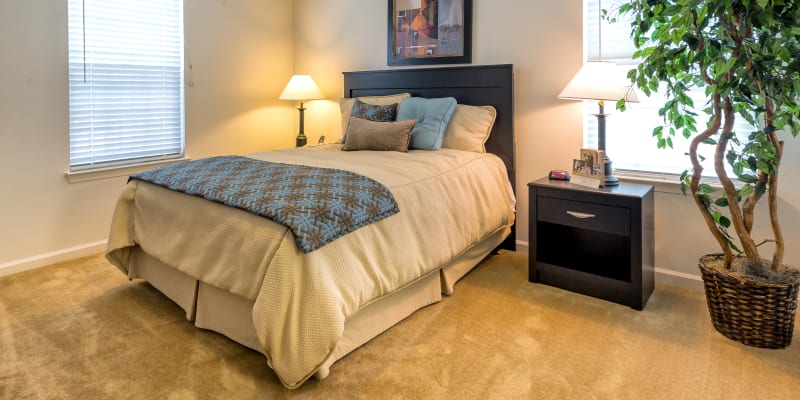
[616,0,800,347]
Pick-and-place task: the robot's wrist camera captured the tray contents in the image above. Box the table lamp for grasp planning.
[280,75,323,147]
[559,61,638,187]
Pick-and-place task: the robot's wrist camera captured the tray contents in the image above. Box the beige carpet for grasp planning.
[1,252,798,399]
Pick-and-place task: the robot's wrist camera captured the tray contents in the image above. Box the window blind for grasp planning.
[583,0,753,176]
[68,0,185,171]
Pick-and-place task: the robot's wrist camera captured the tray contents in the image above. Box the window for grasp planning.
[583,0,753,176]
[68,0,185,172]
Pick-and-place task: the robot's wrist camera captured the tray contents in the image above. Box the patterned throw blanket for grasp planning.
[130,156,399,252]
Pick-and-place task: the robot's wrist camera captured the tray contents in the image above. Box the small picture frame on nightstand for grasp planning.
[571,149,604,188]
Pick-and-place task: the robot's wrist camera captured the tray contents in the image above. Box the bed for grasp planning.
[105,64,516,389]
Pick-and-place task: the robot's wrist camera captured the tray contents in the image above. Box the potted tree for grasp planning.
[617,0,800,348]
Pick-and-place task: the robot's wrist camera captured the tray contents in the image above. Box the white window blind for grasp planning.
[68,0,185,171]
[583,0,753,176]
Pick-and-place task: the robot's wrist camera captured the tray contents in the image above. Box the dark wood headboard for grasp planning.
[343,64,516,250]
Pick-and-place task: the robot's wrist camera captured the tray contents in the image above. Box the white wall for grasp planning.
[292,0,800,285]
[0,0,295,273]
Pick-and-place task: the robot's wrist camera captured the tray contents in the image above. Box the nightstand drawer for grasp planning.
[537,196,630,236]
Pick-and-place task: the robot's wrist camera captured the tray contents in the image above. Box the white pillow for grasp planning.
[339,93,411,135]
[442,104,497,153]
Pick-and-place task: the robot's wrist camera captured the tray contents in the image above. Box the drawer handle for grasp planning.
[566,211,596,219]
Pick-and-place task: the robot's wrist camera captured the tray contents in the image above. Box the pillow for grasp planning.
[342,117,416,152]
[350,99,398,122]
[396,97,457,150]
[339,93,411,135]
[441,104,497,153]
[343,100,400,143]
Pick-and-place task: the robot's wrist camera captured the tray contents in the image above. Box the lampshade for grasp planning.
[558,61,639,103]
[279,75,323,101]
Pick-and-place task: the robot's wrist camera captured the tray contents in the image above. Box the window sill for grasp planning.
[65,158,190,183]
[616,171,684,195]
[616,170,728,195]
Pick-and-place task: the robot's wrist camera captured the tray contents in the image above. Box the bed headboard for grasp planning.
[343,64,516,250]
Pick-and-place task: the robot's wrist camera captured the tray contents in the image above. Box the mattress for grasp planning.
[106,144,515,388]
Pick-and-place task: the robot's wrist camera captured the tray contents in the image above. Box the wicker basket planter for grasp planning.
[699,254,800,349]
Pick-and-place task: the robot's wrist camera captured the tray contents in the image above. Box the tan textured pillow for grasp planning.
[442,104,497,153]
[342,117,416,152]
[339,93,412,135]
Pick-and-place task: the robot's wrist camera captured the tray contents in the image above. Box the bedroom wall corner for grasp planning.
[0,0,296,273]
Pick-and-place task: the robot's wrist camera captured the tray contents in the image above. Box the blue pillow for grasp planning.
[396,97,457,150]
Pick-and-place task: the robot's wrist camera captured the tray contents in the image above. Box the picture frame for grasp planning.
[387,0,473,66]
[572,149,605,188]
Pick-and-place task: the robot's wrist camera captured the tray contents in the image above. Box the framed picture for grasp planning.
[580,148,605,177]
[387,0,473,66]
[572,149,605,188]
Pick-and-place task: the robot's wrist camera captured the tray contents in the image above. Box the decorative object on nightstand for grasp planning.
[570,148,605,188]
[559,61,638,187]
[280,75,323,147]
[548,169,570,181]
[528,178,654,310]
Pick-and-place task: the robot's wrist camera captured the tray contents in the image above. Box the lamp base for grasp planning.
[296,103,308,147]
[603,154,619,187]
[296,133,307,147]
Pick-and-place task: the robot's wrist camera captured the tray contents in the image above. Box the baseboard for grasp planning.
[515,240,529,254]
[0,240,107,277]
[514,240,703,292]
[653,267,704,291]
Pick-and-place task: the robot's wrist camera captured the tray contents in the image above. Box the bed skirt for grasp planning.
[123,226,509,381]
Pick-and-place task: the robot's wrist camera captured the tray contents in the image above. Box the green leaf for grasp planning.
[699,184,715,194]
[652,126,663,138]
[733,162,744,176]
[719,215,731,228]
[730,241,741,253]
[715,197,729,207]
[747,157,758,171]
[738,175,758,184]
[616,98,627,112]
[714,58,737,79]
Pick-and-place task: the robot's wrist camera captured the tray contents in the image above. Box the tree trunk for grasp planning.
[689,94,733,267]
[715,98,760,264]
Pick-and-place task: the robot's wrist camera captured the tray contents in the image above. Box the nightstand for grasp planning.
[528,177,655,310]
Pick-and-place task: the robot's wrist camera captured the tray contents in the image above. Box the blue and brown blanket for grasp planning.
[130,156,399,252]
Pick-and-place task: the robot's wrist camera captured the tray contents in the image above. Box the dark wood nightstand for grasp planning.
[528,177,655,310]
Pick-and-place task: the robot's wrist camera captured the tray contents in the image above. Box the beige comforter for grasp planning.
[106,144,515,388]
